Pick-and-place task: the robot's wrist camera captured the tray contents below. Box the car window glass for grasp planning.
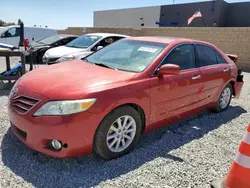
[196,45,217,67]
[162,44,195,70]
[61,38,73,45]
[66,35,101,48]
[216,52,225,64]
[86,40,167,73]
[93,37,119,51]
[2,28,20,38]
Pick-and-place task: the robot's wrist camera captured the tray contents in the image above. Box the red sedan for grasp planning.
[8,37,244,160]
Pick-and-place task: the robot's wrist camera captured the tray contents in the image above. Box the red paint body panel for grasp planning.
[8,37,244,158]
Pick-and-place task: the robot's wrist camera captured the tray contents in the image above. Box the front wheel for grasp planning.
[94,106,142,160]
[214,84,233,112]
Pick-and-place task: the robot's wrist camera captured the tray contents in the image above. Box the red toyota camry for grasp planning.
[8,37,244,160]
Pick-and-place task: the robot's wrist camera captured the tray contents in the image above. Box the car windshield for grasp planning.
[66,35,101,48]
[36,35,62,45]
[84,39,167,73]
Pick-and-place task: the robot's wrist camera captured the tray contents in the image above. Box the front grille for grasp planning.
[11,95,40,114]
[12,124,27,140]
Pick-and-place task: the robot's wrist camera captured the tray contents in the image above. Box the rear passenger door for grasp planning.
[195,44,231,106]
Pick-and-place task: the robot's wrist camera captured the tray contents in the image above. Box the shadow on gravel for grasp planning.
[1,105,247,188]
[0,82,13,96]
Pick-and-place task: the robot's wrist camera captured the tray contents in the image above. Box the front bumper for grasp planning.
[9,107,102,158]
[8,87,103,158]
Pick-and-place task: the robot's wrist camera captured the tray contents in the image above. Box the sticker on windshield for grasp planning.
[138,47,158,53]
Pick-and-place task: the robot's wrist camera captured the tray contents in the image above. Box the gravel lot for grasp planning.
[0,72,249,188]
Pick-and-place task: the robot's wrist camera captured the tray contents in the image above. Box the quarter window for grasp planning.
[162,44,196,70]
[196,45,217,67]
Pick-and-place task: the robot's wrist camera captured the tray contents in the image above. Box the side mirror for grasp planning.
[96,46,103,51]
[157,64,180,78]
[1,33,6,38]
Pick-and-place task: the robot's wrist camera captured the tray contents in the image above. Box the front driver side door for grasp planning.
[150,44,203,125]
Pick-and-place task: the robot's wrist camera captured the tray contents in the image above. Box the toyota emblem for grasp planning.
[11,87,18,97]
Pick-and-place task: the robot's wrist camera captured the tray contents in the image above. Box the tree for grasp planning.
[0,20,16,27]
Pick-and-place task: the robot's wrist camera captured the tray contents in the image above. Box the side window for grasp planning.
[92,37,119,51]
[1,28,20,38]
[61,38,74,45]
[162,44,196,70]
[196,45,217,67]
[216,52,226,64]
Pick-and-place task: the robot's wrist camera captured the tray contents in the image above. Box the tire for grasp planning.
[214,84,233,113]
[94,106,142,160]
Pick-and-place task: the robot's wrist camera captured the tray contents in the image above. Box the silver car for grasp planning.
[42,33,129,64]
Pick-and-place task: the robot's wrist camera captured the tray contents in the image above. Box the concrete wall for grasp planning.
[58,27,250,71]
[94,6,161,28]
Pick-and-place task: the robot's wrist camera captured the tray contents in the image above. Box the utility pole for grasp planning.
[173,0,175,4]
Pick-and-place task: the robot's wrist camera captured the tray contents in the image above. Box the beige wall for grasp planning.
[58,27,250,70]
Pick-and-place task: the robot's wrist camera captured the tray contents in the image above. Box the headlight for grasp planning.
[56,55,75,63]
[33,98,96,116]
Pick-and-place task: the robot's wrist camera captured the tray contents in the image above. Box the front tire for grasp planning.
[94,106,142,160]
[214,84,233,112]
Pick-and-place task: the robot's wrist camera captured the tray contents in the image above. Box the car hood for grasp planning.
[18,60,136,99]
[44,46,88,58]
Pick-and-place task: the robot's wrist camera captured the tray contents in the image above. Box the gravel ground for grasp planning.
[0,72,249,188]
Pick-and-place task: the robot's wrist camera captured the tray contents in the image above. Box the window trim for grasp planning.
[152,43,198,76]
[194,43,227,68]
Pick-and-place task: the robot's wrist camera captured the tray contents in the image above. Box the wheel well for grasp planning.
[119,103,146,134]
[229,81,235,96]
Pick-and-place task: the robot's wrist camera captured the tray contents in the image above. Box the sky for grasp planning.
[0,0,249,29]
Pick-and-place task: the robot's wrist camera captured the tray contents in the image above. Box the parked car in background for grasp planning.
[25,34,78,64]
[42,33,129,65]
[8,37,244,160]
[0,25,57,47]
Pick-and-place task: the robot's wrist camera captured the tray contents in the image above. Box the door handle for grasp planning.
[192,75,201,80]
[223,68,229,72]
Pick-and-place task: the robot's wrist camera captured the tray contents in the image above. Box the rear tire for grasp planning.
[213,84,233,113]
[94,106,142,160]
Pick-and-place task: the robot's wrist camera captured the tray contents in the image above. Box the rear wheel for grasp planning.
[214,84,233,112]
[94,106,142,160]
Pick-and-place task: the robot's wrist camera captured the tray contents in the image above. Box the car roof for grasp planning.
[85,33,129,38]
[126,36,211,45]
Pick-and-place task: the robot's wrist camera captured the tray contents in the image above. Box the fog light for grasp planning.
[51,140,62,150]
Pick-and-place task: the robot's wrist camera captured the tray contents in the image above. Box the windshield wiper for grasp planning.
[82,58,93,63]
[94,63,117,70]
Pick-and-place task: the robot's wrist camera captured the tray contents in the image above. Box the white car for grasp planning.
[0,25,57,47]
[42,33,129,64]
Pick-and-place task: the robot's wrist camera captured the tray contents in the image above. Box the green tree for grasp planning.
[0,20,16,27]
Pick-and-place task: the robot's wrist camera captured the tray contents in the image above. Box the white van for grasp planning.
[0,25,57,47]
